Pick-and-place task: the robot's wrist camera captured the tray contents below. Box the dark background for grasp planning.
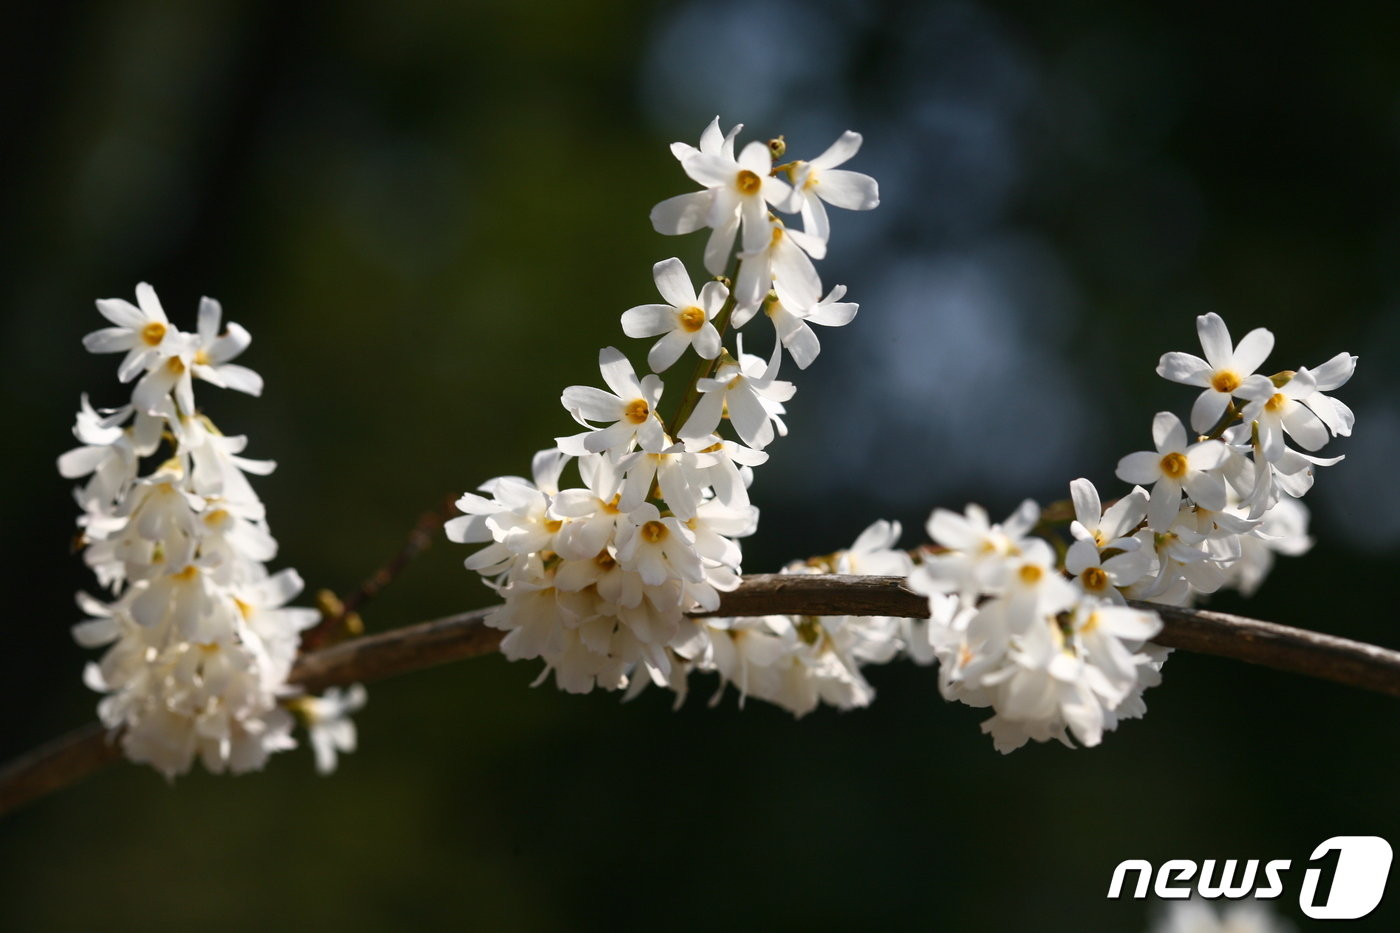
[3,1,1398,930]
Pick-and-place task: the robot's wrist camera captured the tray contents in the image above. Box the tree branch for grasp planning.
[4,574,1398,817]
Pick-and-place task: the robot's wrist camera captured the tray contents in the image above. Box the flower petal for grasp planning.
[814,168,879,210]
[620,304,675,338]
[1231,327,1275,374]
[1195,313,1232,370]
[651,257,696,308]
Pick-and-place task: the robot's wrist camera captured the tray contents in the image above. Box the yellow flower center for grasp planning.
[544,519,563,533]
[203,509,230,528]
[167,356,186,375]
[1018,564,1043,585]
[233,597,254,620]
[735,170,762,195]
[1080,567,1109,591]
[194,348,211,366]
[624,399,650,424]
[594,552,617,571]
[1210,370,1241,393]
[1265,392,1287,412]
[141,322,167,346]
[1159,451,1189,479]
[641,520,668,544]
[678,306,706,333]
[174,565,200,581]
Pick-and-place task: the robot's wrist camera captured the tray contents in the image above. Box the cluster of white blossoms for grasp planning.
[450,120,1358,740]
[450,118,910,713]
[908,313,1355,752]
[61,284,363,777]
[691,520,913,716]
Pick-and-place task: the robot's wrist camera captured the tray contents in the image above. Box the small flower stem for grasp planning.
[664,259,742,439]
[1202,401,1241,441]
[300,493,460,651]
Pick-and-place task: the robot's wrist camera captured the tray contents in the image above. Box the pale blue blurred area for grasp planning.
[794,237,1088,507]
[1321,403,1400,548]
[642,0,1101,517]
[640,0,1400,549]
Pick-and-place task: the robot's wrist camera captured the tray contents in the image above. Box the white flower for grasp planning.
[614,503,704,586]
[132,334,198,415]
[1057,600,1162,706]
[683,436,767,509]
[1116,412,1229,531]
[674,130,797,275]
[996,538,1079,633]
[293,685,367,775]
[1237,370,1329,461]
[1296,351,1357,437]
[837,519,912,577]
[547,457,626,561]
[910,499,1039,597]
[684,498,758,571]
[1156,312,1276,432]
[679,341,795,450]
[559,347,665,454]
[448,466,560,580]
[189,297,263,396]
[763,284,858,370]
[649,116,743,245]
[615,442,705,518]
[58,396,161,506]
[82,282,177,382]
[704,616,798,709]
[1142,523,1228,598]
[732,217,824,321]
[620,258,726,372]
[1065,536,1150,601]
[1064,479,1151,600]
[783,131,880,244]
[1068,478,1147,550]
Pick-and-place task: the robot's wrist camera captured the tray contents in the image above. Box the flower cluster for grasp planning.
[908,313,1354,751]
[686,520,914,716]
[61,284,361,777]
[450,118,885,707]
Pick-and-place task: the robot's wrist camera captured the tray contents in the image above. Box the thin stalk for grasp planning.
[664,259,742,439]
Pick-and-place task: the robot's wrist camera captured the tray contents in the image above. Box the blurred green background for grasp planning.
[3,1,1399,930]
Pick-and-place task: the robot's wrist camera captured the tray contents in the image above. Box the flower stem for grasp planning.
[664,259,742,439]
[1202,401,1241,441]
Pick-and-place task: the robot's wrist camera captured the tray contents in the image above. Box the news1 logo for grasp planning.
[1107,836,1392,920]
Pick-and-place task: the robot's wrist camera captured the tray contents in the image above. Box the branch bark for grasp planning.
[4,574,1399,817]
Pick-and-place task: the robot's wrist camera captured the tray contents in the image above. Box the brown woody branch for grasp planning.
[4,574,1399,817]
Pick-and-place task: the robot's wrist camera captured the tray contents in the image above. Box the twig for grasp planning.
[291,607,502,693]
[0,722,122,817]
[300,493,459,651]
[4,574,1399,817]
